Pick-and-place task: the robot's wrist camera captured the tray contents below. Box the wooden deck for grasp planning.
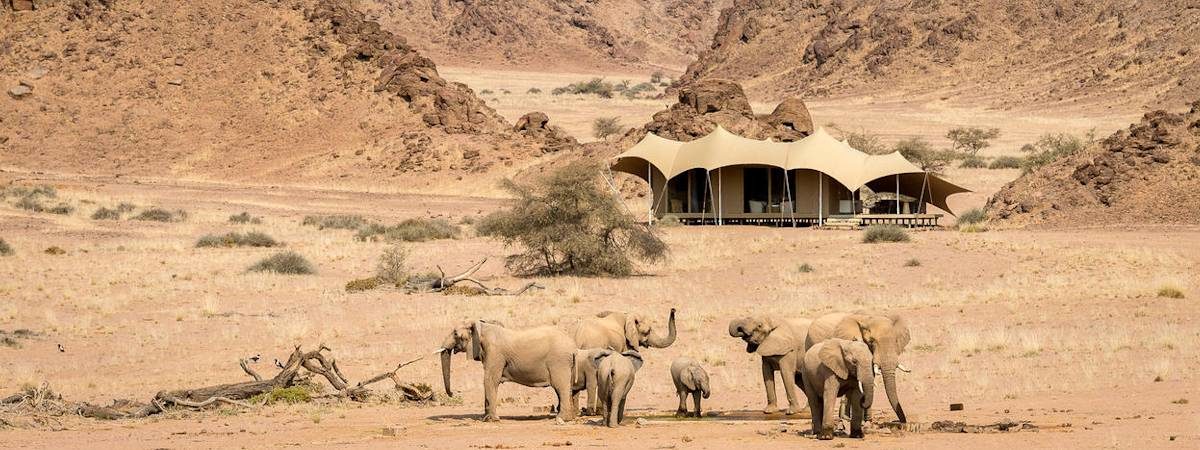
[659,213,943,228]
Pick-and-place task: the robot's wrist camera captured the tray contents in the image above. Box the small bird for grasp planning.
[248,354,261,363]
[274,358,285,369]
[57,344,65,353]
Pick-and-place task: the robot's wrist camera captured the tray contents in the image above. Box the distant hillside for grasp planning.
[987,100,1200,227]
[360,0,726,72]
[0,0,575,189]
[678,0,1200,110]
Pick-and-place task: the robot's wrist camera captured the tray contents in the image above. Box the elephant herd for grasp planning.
[436,308,910,440]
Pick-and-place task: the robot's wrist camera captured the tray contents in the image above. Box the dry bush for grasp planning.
[302,214,367,230]
[354,218,460,242]
[375,244,410,284]
[1021,133,1090,172]
[229,212,262,224]
[0,238,13,256]
[1157,285,1185,299]
[894,137,957,173]
[345,277,382,292]
[592,117,623,141]
[959,156,988,168]
[248,251,314,275]
[133,208,186,222]
[44,246,66,255]
[797,263,814,273]
[91,207,121,220]
[552,78,614,98]
[989,155,1024,169]
[904,258,921,267]
[477,161,667,276]
[845,129,888,155]
[657,214,681,227]
[526,87,542,94]
[947,127,1001,158]
[196,232,280,248]
[862,224,910,243]
[958,208,986,226]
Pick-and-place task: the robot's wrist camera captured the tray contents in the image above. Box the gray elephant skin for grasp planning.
[594,350,644,427]
[574,309,676,414]
[801,338,875,439]
[805,312,910,423]
[669,357,711,417]
[728,316,812,414]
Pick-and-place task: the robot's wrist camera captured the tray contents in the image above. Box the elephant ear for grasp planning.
[680,367,698,391]
[624,315,641,349]
[890,313,911,352]
[818,341,849,380]
[834,315,867,343]
[590,349,613,369]
[756,319,797,356]
[470,321,484,362]
[622,351,644,371]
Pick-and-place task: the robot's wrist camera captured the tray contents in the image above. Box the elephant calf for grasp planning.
[801,338,875,440]
[595,350,644,427]
[669,357,711,418]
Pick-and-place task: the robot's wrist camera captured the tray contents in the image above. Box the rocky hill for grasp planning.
[0,0,576,188]
[987,100,1200,227]
[678,0,1200,109]
[361,0,726,72]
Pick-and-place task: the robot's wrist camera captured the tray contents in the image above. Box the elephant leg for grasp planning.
[779,353,802,415]
[819,378,839,440]
[808,393,822,438]
[848,389,865,439]
[584,369,599,416]
[482,365,502,422]
[607,388,620,427]
[617,394,628,426]
[676,390,688,417]
[551,366,576,421]
[761,358,778,413]
[692,391,702,418]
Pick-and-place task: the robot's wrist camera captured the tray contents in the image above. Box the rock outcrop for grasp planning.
[987,100,1200,226]
[620,79,812,145]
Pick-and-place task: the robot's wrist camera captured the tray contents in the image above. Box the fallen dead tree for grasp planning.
[403,258,544,296]
[0,345,434,422]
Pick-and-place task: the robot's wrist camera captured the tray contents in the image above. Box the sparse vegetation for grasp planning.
[526,87,542,94]
[91,207,122,220]
[621,82,656,99]
[133,208,186,222]
[479,89,493,95]
[248,251,314,275]
[894,137,956,173]
[551,78,614,98]
[302,214,368,230]
[345,277,382,293]
[1021,132,1090,172]
[592,116,623,141]
[196,231,280,248]
[904,258,921,267]
[1157,285,1185,299]
[477,161,667,276]
[650,71,664,84]
[228,212,262,224]
[250,386,313,405]
[844,129,888,155]
[947,127,1001,158]
[375,244,410,285]
[354,218,460,242]
[797,263,814,273]
[988,155,1024,169]
[0,238,12,256]
[657,214,681,227]
[44,246,66,255]
[959,156,987,168]
[957,208,986,226]
[862,224,910,243]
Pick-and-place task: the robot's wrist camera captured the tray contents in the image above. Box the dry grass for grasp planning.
[247,251,315,275]
[195,231,281,248]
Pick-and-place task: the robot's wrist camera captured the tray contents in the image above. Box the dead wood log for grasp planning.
[403,258,544,295]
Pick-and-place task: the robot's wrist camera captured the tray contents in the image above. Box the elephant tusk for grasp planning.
[897,364,912,373]
[873,365,882,376]
[432,347,447,354]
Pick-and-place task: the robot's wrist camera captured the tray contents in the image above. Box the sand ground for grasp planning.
[1,69,1197,449]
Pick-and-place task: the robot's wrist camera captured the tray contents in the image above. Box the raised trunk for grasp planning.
[881,366,905,423]
[645,308,677,348]
[440,350,453,397]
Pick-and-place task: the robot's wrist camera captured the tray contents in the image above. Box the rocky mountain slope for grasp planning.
[987,100,1200,227]
[0,0,575,188]
[361,0,725,72]
[679,0,1200,110]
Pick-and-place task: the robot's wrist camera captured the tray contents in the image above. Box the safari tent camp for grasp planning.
[611,126,970,227]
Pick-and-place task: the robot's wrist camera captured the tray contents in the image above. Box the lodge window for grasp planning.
[744,167,791,213]
[666,169,712,213]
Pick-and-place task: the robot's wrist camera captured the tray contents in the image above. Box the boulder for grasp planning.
[678,79,752,115]
[765,97,814,136]
[621,79,811,144]
[11,0,34,11]
[513,112,549,132]
[8,85,32,98]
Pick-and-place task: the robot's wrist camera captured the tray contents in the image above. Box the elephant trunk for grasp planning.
[879,360,906,423]
[440,349,453,397]
[728,319,748,337]
[857,359,875,411]
[700,377,711,399]
[645,308,677,348]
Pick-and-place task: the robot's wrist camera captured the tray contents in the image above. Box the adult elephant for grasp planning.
[573,308,676,414]
[805,312,910,423]
[728,316,812,414]
[438,320,576,422]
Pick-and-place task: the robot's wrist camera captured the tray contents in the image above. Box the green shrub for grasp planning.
[862,224,910,243]
[946,127,1000,158]
[133,208,185,222]
[229,212,262,224]
[196,232,280,248]
[1021,133,1090,172]
[957,208,986,226]
[797,263,814,273]
[345,277,382,292]
[904,258,921,267]
[248,251,314,275]
[988,155,1023,169]
[959,156,987,168]
[527,87,542,94]
[0,238,12,256]
[477,161,667,276]
[553,78,614,98]
[593,117,622,141]
[375,244,410,284]
[302,214,367,230]
[650,71,664,84]
[355,218,460,242]
[1157,286,1185,299]
[91,207,122,220]
[894,137,956,173]
[251,386,312,405]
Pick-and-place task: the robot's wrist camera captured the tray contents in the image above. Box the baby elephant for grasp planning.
[801,338,875,440]
[669,357,711,417]
[594,350,644,427]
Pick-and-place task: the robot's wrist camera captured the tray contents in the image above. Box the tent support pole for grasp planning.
[706,170,715,225]
[717,167,723,226]
[895,174,900,215]
[784,169,795,227]
[917,171,929,215]
[818,172,823,226]
[647,163,653,224]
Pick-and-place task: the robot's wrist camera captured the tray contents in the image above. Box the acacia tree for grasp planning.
[946,127,1001,157]
[894,137,956,173]
[592,117,623,141]
[477,161,666,276]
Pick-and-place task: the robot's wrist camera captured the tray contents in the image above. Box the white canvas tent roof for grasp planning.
[611,126,970,214]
